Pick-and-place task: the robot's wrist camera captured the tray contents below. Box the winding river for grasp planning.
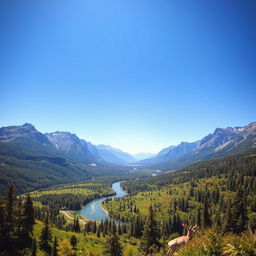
[76,181,127,222]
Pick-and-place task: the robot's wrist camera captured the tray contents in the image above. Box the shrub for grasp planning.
[174,230,256,256]
[223,233,256,256]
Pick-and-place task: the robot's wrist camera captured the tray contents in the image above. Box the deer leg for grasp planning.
[167,246,173,255]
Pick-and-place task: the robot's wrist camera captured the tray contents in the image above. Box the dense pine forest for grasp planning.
[0,154,256,255]
[105,155,256,230]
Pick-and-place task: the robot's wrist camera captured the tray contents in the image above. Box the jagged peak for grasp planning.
[46,131,79,139]
[22,123,34,127]
[248,122,256,127]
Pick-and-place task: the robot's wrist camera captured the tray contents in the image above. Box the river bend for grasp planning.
[76,181,127,222]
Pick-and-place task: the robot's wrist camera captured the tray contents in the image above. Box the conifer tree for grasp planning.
[4,184,16,254]
[5,184,16,235]
[73,218,80,233]
[70,235,77,249]
[202,197,211,228]
[232,187,248,233]
[16,196,23,236]
[0,203,7,252]
[20,193,35,247]
[22,193,35,234]
[52,236,58,256]
[92,221,97,233]
[39,215,52,254]
[97,227,101,238]
[140,205,161,255]
[104,224,123,256]
[134,215,143,237]
[118,223,121,236]
[32,238,37,256]
[214,210,222,232]
[222,200,233,234]
[196,207,201,227]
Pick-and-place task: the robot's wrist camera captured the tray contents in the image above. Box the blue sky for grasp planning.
[0,0,255,154]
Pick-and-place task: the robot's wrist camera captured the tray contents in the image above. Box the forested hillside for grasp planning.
[105,154,256,233]
[0,141,128,194]
[0,124,130,194]
[0,154,255,255]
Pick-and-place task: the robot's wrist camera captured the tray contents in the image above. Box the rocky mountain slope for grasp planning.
[45,131,102,165]
[0,124,128,194]
[141,122,256,169]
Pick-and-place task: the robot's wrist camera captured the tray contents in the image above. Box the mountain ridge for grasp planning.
[45,131,102,165]
[95,144,136,164]
[140,122,256,169]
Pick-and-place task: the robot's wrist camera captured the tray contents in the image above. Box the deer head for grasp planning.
[183,224,198,238]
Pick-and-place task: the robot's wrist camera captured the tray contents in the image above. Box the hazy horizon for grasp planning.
[0,120,255,155]
[1,0,255,154]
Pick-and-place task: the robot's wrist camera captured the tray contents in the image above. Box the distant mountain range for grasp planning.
[133,152,157,161]
[0,124,131,193]
[0,121,255,193]
[45,132,141,165]
[0,123,152,167]
[94,145,135,164]
[140,122,256,169]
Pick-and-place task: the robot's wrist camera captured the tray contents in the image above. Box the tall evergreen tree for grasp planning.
[196,207,202,227]
[0,203,7,253]
[232,187,248,233]
[70,235,77,249]
[39,215,52,254]
[32,238,37,256]
[5,184,16,235]
[19,193,35,247]
[202,197,211,228]
[104,224,123,256]
[97,227,101,238]
[3,184,16,254]
[140,205,161,255]
[22,193,35,234]
[73,218,80,233]
[214,210,222,232]
[222,200,233,234]
[52,236,58,256]
[16,196,23,236]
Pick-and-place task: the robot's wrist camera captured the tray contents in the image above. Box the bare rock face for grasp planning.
[45,131,101,164]
[0,123,50,145]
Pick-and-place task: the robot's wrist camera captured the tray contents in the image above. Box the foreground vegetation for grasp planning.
[1,183,255,256]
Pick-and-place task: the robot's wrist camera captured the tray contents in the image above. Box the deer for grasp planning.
[167,224,198,255]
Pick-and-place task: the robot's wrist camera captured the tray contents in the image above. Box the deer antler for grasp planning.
[182,223,189,229]
[191,225,197,231]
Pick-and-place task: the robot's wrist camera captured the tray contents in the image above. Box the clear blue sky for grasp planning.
[0,0,255,154]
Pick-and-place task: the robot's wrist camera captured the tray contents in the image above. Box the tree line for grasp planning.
[0,184,35,256]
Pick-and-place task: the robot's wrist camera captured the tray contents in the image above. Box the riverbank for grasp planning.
[100,204,109,216]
